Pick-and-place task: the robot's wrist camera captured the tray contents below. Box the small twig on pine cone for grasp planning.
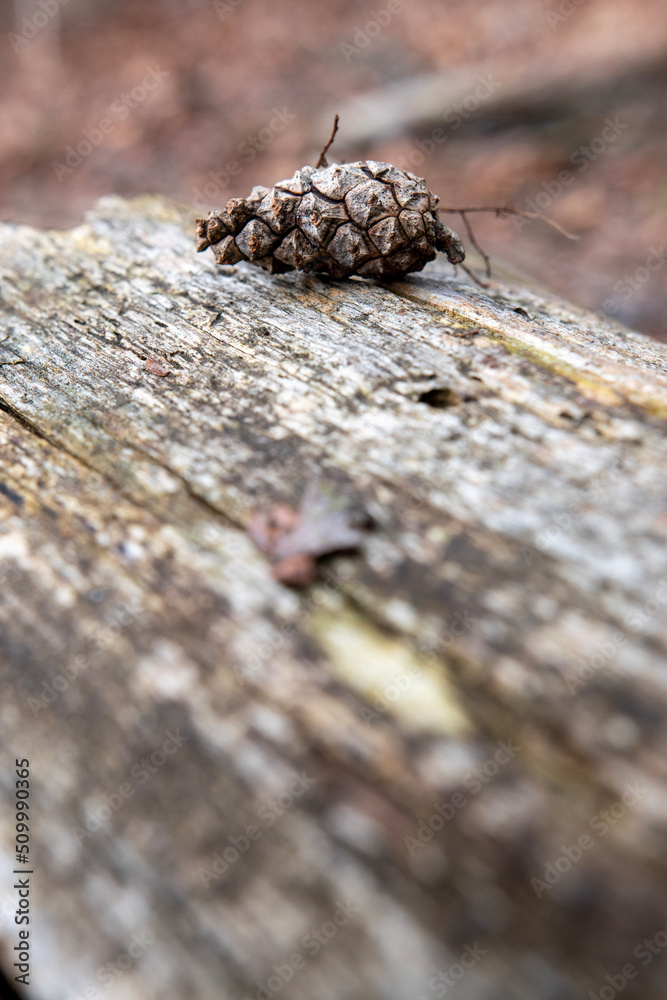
[439,204,580,241]
[459,262,489,289]
[316,114,340,169]
[438,204,579,283]
[458,211,492,279]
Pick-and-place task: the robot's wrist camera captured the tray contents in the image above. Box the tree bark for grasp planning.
[1,195,666,1000]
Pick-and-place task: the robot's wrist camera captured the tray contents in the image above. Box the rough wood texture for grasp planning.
[1,196,666,1000]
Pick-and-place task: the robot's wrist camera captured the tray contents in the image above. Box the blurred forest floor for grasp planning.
[1,0,665,339]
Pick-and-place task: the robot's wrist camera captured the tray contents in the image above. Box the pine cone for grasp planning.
[195,161,465,280]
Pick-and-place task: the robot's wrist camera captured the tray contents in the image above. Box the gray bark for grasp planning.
[1,195,666,1000]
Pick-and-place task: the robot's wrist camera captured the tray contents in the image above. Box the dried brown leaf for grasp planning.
[248,482,368,586]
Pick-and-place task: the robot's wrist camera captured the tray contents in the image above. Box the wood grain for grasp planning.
[1,196,666,1000]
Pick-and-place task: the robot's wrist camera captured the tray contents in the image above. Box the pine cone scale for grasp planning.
[328,224,376,270]
[369,217,408,256]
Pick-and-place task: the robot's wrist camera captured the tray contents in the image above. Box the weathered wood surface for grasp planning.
[1,196,667,1000]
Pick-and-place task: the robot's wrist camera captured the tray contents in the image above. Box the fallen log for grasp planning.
[0,195,666,1000]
